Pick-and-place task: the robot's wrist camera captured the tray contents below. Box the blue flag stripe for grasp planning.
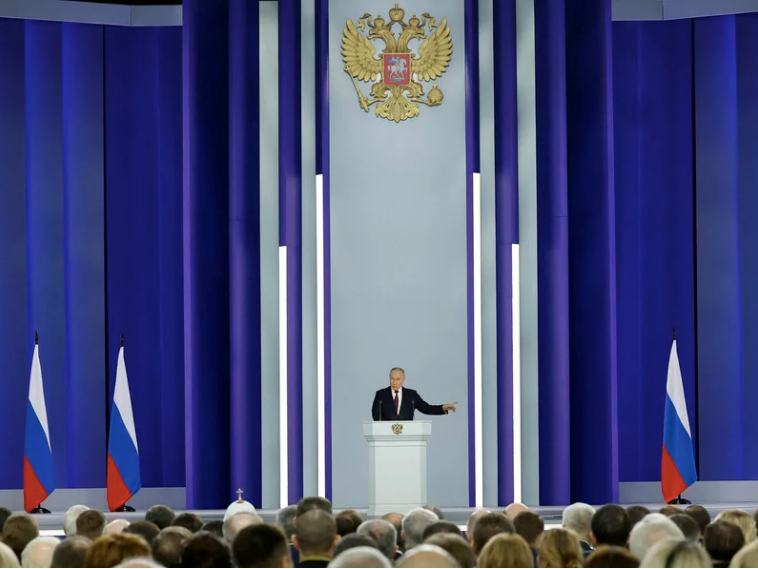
[108,405,141,495]
[663,396,698,486]
[24,401,54,493]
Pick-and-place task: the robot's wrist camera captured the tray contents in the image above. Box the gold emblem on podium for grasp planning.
[392,423,403,435]
[341,3,453,123]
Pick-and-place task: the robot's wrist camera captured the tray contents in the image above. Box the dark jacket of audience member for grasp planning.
[704,520,745,567]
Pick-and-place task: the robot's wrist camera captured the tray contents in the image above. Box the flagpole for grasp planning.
[113,334,136,513]
[29,331,51,515]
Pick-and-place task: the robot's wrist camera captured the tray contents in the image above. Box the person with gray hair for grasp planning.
[396,544,459,568]
[21,537,58,569]
[0,542,19,568]
[276,505,298,542]
[401,508,439,551]
[52,537,92,568]
[357,519,397,560]
[223,511,262,543]
[639,537,711,568]
[328,546,392,568]
[629,513,684,560]
[63,504,89,537]
[563,502,597,556]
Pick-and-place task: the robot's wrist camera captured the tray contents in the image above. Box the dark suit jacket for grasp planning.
[371,387,446,421]
[297,558,330,568]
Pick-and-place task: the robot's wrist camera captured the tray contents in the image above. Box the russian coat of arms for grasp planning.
[342,3,453,123]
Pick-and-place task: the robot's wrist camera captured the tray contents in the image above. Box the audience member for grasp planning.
[704,520,745,568]
[688,505,712,535]
[20,537,58,569]
[425,533,475,568]
[465,510,489,543]
[123,521,160,546]
[63,505,89,537]
[514,511,544,548]
[76,510,107,541]
[114,557,162,568]
[505,503,529,520]
[670,513,701,542]
[52,536,92,568]
[277,505,298,541]
[396,544,458,568]
[335,510,362,537]
[381,513,404,551]
[84,533,151,568]
[223,512,262,543]
[104,520,130,536]
[717,510,756,544]
[151,527,191,569]
[0,542,20,569]
[332,535,378,558]
[592,504,632,547]
[357,520,397,561]
[640,537,711,568]
[201,520,224,539]
[0,507,12,538]
[537,528,583,568]
[627,506,651,529]
[172,512,204,533]
[629,513,684,561]
[233,524,292,568]
[3,514,39,562]
[470,512,514,557]
[421,521,462,541]
[401,508,438,551]
[730,538,758,568]
[563,502,596,556]
[181,531,232,568]
[293,509,339,568]
[659,505,684,517]
[296,496,333,517]
[478,533,533,568]
[422,506,444,520]
[328,547,391,568]
[585,545,640,568]
[145,505,176,530]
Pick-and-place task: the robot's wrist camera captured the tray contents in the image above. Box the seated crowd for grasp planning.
[0,499,757,568]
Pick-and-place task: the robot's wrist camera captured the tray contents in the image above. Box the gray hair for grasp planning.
[357,519,397,560]
[562,503,596,537]
[223,511,262,542]
[21,537,58,569]
[640,538,711,568]
[276,505,298,541]
[402,508,439,550]
[63,504,89,537]
[397,544,459,568]
[629,513,685,560]
[0,542,19,568]
[329,546,392,568]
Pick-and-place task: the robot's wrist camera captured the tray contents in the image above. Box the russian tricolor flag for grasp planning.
[107,342,141,511]
[23,338,54,513]
[661,337,698,503]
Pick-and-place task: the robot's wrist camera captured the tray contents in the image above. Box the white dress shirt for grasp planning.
[393,387,403,412]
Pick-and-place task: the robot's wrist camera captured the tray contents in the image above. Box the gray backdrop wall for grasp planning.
[329,0,469,508]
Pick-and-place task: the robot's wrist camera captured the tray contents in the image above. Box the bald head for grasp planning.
[105,520,130,536]
[504,503,529,520]
[21,537,58,568]
[396,544,459,568]
[223,512,262,543]
[294,510,338,558]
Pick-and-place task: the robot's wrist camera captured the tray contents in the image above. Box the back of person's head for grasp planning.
[659,505,684,517]
[670,513,701,542]
[381,514,403,548]
[421,521,462,541]
[296,496,333,517]
[63,505,90,537]
[470,512,514,556]
[592,504,632,547]
[123,521,160,546]
[401,508,439,550]
[422,506,444,520]
[396,544,458,568]
[717,510,756,544]
[145,505,176,530]
[504,503,529,520]
[0,541,20,568]
[151,527,191,569]
[333,534,378,558]
[84,533,151,568]
[687,505,712,535]
[276,505,298,542]
[514,511,545,546]
[113,557,162,568]
[328,546,391,568]
[21,536,58,569]
[537,528,583,569]
[201,520,223,539]
[233,523,291,568]
[478,533,532,568]
[629,513,685,560]
[3,514,39,561]
[585,545,640,568]
[76,510,107,541]
[640,537,711,568]
[730,538,758,568]
[0,507,12,536]
[181,531,232,568]
[172,512,204,534]
[465,510,489,542]
[356,520,396,561]
[627,506,651,529]
[52,536,92,568]
[294,509,338,558]
[336,510,362,537]
[424,533,475,568]
[704,520,745,566]
[223,512,262,543]
[562,503,596,540]
[104,520,130,536]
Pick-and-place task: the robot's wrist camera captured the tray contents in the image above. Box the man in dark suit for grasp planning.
[371,367,457,421]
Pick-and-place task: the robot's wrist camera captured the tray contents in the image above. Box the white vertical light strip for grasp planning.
[315,174,326,497]
[512,243,522,503]
[279,246,289,508]
[473,172,484,508]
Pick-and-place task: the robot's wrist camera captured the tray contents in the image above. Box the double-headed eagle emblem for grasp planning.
[342,3,453,123]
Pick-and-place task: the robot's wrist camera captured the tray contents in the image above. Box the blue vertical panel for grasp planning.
[183,0,231,508]
[62,23,106,488]
[737,13,758,479]
[0,19,28,490]
[229,0,262,506]
[694,16,743,480]
[25,20,67,490]
[565,0,619,503]
[156,27,186,487]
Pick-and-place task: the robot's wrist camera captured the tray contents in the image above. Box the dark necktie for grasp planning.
[394,391,399,413]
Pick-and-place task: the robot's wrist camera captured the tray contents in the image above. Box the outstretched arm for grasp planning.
[414,394,458,416]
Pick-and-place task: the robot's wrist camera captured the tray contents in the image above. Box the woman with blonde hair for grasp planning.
[730,539,758,567]
[0,542,20,568]
[537,528,583,568]
[478,533,533,568]
[717,510,756,544]
[640,538,712,568]
[84,534,151,568]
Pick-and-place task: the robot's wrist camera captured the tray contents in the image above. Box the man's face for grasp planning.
[390,370,405,391]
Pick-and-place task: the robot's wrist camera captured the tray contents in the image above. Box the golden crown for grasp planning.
[388,3,405,22]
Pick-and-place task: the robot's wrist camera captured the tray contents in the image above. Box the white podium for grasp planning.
[364,421,432,516]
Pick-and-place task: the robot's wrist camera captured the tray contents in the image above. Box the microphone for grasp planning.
[379,400,383,421]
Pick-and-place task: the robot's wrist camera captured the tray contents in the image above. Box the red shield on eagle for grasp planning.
[383,53,411,86]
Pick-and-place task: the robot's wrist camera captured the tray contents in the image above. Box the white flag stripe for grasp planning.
[28,345,51,450]
[665,340,692,437]
[114,347,139,452]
